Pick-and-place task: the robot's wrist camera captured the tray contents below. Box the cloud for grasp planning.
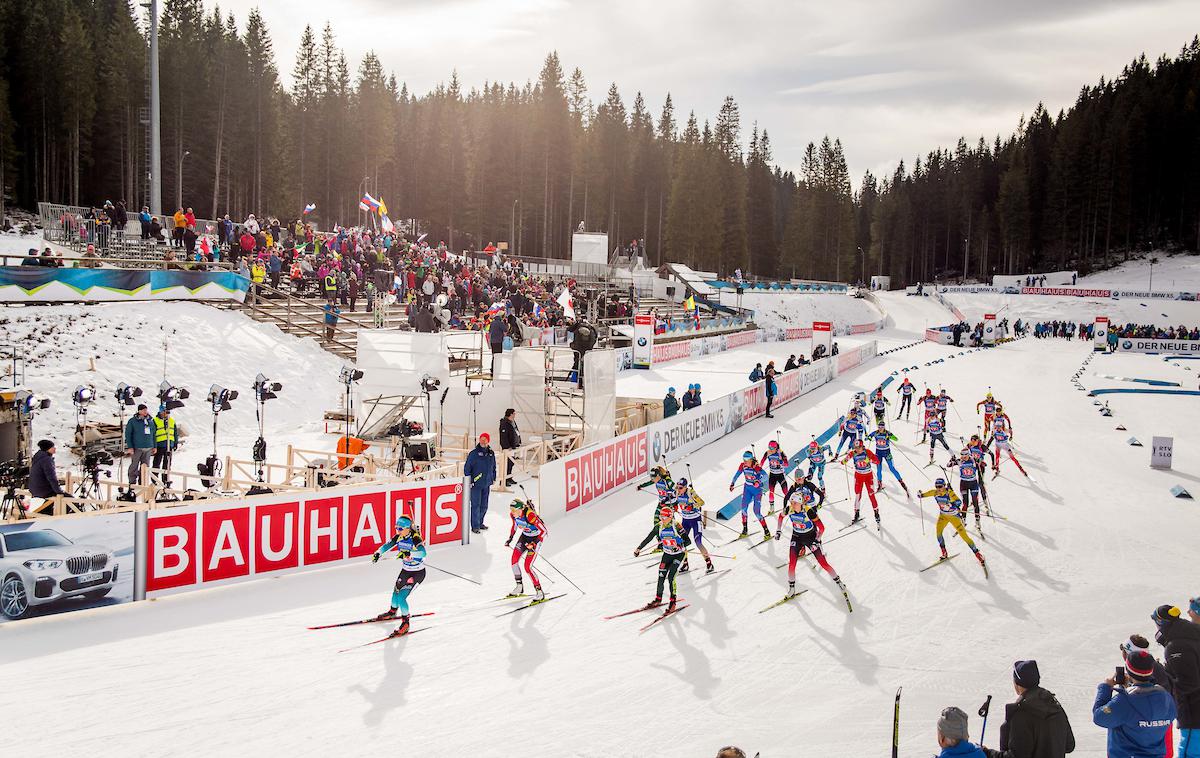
[214,0,1200,180]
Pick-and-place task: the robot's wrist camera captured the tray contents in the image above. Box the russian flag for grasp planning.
[303,203,316,214]
[360,192,381,213]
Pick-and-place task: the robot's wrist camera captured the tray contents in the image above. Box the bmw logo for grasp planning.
[652,432,663,461]
[1122,340,1132,350]
[637,337,647,347]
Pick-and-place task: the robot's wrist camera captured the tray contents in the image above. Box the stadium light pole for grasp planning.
[145,0,162,217]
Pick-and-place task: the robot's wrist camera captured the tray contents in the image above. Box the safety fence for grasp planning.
[638,319,884,371]
[0,475,469,624]
[0,266,248,303]
[536,341,879,518]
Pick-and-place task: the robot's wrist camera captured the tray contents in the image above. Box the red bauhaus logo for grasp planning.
[144,480,465,596]
[564,431,648,512]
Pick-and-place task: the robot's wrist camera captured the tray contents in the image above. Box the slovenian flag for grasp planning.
[303,203,316,214]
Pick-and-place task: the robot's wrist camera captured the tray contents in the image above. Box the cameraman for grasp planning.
[124,403,156,485]
[153,405,178,482]
[29,439,67,502]
[1092,650,1176,757]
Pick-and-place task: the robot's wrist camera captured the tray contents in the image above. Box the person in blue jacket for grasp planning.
[463,432,497,534]
[936,706,986,758]
[1092,649,1176,758]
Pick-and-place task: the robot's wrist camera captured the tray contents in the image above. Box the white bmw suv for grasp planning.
[0,527,118,620]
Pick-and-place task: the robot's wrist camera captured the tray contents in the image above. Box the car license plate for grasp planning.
[81,572,104,584]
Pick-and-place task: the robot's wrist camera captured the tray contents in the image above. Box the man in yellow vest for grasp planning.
[153,405,178,485]
[250,258,266,302]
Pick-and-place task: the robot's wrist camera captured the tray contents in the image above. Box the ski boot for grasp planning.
[739,524,749,538]
[533,587,545,602]
[849,510,862,525]
[644,596,663,610]
[667,597,678,612]
[374,607,398,621]
[939,546,949,560]
[834,576,847,592]
[762,524,773,541]
[395,614,411,635]
[509,580,524,597]
[975,551,986,566]
[680,557,690,574]
[705,558,715,574]
[787,581,796,597]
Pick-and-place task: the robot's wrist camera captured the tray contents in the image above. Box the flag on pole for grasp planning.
[380,214,394,234]
[683,294,696,312]
[377,198,388,217]
[557,287,575,320]
[360,192,381,213]
[303,203,316,214]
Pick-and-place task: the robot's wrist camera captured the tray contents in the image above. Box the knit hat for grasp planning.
[1152,604,1182,626]
[1121,634,1151,655]
[137,403,148,411]
[937,706,969,742]
[1126,650,1156,680]
[478,433,490,444]
[1013,660,1040,689]
[37,439,54,452]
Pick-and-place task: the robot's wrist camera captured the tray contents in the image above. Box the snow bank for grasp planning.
[742,291,882,332]
[0,301,348,472]
[1078,252,1200,291]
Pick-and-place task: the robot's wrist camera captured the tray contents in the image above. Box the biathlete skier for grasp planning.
[976,392,999,436]
[633,506,691,611]
[806,439,833,488]
[674,477,714,574]
[917,478,986,570]
[835,407,866,455]
[505,500,547,601]
[925,414,952,462]
[778,479,847,599]
[371,516,428,635]
[870,389,890,427]
[896,377,915,420]
[730,451,771,540]
[868,421,908,494]
[760,440,790,512]
[838,439,882,528]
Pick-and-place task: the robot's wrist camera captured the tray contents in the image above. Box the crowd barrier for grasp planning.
[537,341,879,518]
[639,319,883,371]
[0,477,469,624]
[936,284,1199,302]
[0,267,249,303]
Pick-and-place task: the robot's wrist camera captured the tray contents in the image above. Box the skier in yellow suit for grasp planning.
[917,477,986,571]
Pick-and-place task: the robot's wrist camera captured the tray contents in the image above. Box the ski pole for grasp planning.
[891,686,902,758]
[978,695,993,746]
[539,554,586,595]
[423,562,483,586]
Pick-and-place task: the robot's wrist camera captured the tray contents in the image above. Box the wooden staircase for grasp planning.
[230,282,412,361]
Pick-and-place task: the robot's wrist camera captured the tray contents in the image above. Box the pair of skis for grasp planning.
[603,600,689,632]
[919,552,990,579]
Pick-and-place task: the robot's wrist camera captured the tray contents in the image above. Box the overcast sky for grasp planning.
[216,0,1200,182]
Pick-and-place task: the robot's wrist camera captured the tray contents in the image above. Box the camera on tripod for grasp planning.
[83,450,114,474]
[0,459,30,487]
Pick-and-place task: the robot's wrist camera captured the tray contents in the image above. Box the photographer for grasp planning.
[937,706,986,758]
[499,409,521,486]
[124,403,155,485]
[1092,650,1176,757]
[29,439,67,501]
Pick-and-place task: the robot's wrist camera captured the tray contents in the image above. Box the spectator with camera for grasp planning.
[29,439,67,501]
[1092,648,1176,757]
[983,660,1075,758]
[1153,603,1200,757]
[124,404,156,486]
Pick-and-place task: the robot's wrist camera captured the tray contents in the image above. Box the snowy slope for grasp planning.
[942,290,1200,328]
[741,291,883,332]
[1077,252,1200,291]
[0,302,349,474]
[4,316,1197,757]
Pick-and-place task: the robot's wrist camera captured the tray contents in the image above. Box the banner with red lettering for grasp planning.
[140,478,468,598]
[539,429,648,518]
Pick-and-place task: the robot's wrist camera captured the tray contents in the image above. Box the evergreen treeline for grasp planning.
[0,1,1197,283]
